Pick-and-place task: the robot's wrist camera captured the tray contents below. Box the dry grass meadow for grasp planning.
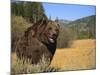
[50,39,96,71]
[11,39,96,74]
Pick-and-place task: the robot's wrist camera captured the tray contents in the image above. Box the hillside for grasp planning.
[59,15,96,39]
[67,15,96,28]
[58,19,72,28]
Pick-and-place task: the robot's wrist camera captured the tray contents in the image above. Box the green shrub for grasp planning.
[11,15,31,51]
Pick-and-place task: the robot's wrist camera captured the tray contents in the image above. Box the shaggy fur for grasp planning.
[15,19,60,64]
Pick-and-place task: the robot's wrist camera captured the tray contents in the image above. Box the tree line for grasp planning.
[11,1,48,23]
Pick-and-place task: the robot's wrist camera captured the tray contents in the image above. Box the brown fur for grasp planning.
[15,19,60,64]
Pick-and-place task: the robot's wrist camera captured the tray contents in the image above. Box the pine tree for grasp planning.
[11,2,48,23]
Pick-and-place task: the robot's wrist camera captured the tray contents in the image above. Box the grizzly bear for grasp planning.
[15,19,60,64]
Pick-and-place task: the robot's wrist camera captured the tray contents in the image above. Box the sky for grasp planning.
[43,3,96,21]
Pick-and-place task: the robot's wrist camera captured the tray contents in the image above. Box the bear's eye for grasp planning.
[55,29,59,32]
[57,24,59,25]
[48,27,52,30]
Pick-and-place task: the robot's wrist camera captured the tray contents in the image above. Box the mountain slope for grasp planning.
[67,15,96,39]
[58,15,96,39]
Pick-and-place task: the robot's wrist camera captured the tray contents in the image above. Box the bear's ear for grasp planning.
[57,23,60,30]
[32,18,48,34]
[31,19,44,31]
[37,19,48,31]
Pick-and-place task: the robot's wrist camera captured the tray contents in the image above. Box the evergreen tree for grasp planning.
[11,1,48,23]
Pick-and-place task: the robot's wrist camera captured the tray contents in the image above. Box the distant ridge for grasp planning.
[58,15,96,39]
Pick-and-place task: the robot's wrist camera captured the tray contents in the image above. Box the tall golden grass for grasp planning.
[11,53,59,75]
[50,39,96,71]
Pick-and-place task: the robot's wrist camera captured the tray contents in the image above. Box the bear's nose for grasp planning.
[52,33,57,37]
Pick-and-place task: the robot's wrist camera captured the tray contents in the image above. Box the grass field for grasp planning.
[50,39,96,71]
[11,39,96,74]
